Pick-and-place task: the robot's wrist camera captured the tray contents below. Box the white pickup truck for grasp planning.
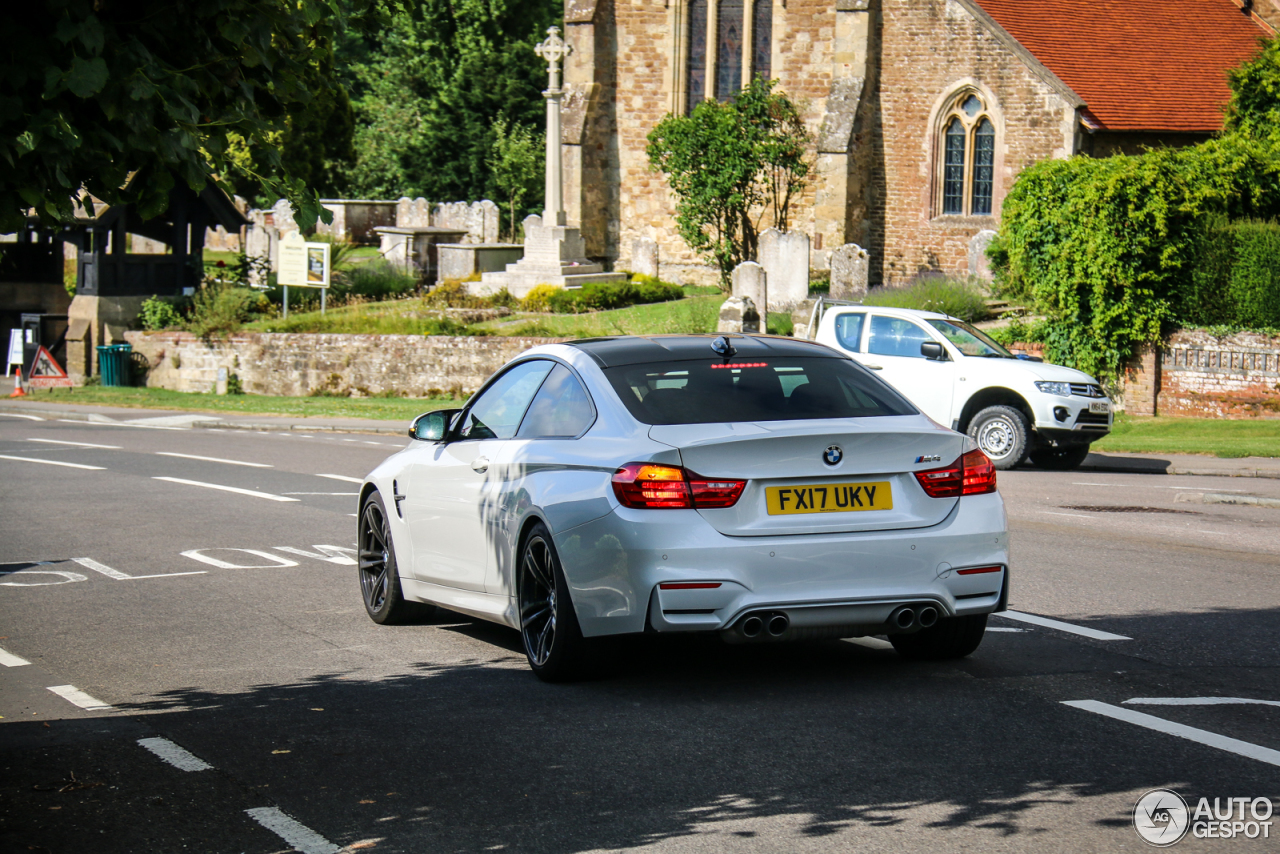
[811,303,1113,470]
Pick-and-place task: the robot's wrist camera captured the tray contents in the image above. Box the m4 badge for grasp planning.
[914,454,942,464]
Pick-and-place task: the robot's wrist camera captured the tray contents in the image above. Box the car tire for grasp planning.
[889,614,987,660]
[967,405,1029,470]
[1029,444,1091,470]
[358,492,432,625]
[518,522,595,682]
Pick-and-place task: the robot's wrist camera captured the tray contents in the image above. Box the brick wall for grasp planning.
[1155,329,1280,418]
[125,332,565,398]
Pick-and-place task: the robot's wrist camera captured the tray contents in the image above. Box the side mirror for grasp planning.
[920,341,945,361]
[410,408,461,442]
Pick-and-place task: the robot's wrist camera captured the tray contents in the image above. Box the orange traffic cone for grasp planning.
[9,376,26,398]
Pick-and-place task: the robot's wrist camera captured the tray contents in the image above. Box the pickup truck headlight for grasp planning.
[1034,381,1072,397]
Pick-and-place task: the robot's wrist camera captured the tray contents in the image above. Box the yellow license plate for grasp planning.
[766,482,893,515]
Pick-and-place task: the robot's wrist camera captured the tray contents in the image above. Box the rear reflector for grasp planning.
[659,582,723,590]
[914,449,998,498]
[956,565,1003,575]
[612,463,745,509]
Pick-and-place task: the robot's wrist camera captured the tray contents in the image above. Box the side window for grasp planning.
[834,313,865,352]
[867,316,932,359]
[517,365,596,439]
[458,361,554,440]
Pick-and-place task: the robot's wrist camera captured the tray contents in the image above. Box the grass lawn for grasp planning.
[12,386,461,422]
[246,287,741,338]
[1092,415,1280,458]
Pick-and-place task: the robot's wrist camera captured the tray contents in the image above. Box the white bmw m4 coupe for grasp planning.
[357,334,1009,681]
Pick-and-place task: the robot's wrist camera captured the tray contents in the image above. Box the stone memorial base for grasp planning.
[478,214,625,297]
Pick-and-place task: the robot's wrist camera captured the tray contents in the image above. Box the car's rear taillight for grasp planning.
[914,449,997,498]
[960,449,996,495]
[612,463,745,509]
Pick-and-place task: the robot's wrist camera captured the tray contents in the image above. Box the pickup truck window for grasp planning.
[867,316,931,359]
[925,318,1013,358]
[834,313,865,352]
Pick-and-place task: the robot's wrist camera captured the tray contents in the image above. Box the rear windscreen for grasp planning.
[603,357,917,425]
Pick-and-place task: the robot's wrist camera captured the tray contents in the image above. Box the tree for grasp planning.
[646,78,813,287]
[488,118,544,240]
[336,0,560,202]
[1225,35,1280,146]
[1,0,380,234]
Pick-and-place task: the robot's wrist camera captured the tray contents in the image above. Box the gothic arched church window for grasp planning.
[682,0,774,114]
[935,91,998,217]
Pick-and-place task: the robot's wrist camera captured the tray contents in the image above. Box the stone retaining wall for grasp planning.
[1156,329,1280,418]
[125,331,564,398]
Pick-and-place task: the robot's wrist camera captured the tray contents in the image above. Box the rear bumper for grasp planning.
[553,492,1008,638]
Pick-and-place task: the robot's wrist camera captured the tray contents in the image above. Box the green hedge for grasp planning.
[991,135,1280,380]
[1184,218,1280,329]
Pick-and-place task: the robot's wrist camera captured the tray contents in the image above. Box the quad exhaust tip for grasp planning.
[767,614,790,637]
[740,615,765,638]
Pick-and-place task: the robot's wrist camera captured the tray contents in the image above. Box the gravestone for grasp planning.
[631,238,659,279]
[830,243,870,301]
[731,261,768,333]
[968,229,997,280]
[758,228,810,311]
[717,296,760,334]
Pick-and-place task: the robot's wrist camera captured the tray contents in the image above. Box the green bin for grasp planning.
[96,343,133,387]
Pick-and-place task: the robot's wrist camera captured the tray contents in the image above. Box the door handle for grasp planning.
[865,364,883,370]
[471,457,489,473]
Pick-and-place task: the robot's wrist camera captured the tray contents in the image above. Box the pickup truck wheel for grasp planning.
[1029,444,1091,470]
[967,405,1029,470]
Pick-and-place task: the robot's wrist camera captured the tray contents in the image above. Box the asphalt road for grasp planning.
[1,412,1277,853]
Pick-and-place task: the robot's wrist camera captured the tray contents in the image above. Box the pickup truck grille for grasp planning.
[1070,383,1106,398]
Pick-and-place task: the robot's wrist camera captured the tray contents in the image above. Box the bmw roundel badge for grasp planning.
[823,445,843,466]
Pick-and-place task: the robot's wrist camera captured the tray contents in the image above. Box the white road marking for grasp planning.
[999,610,1131,641]
[47,685,113,712]
[0,453,105,470]
[156,452,272,468]
[27,438,121,449]
[986,627,1026,632]
[245,807,342,854]
[317,473,363,484]
[71,557,206,581]
[0,646,31,667]
[1064,700,1280,767]
[1124,697,1280,708]
[845,636,894,651]
[58,419,182,430]
[153,477,298,502]
[273,546,357,565]
[283,492,360,496]
[0,413,44,420]
[181,549,300,569]
[137,737,213,771]
[1038,511,1095,520]
[0,568,88,586]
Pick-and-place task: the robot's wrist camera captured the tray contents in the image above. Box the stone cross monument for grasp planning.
[535,27,570,228]
[478,27,625,297]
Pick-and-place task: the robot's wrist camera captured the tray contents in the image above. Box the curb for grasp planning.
[1076,461,1280,480]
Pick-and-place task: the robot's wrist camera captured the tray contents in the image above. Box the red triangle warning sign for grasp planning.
[27,346,73,388]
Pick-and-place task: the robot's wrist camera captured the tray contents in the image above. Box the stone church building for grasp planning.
[559,0,1276,285]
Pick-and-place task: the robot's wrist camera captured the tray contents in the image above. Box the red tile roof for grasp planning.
[973,0,1271,131]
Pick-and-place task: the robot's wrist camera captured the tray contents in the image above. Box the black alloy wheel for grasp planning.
[358,493,426,624]
[518,523,590,681]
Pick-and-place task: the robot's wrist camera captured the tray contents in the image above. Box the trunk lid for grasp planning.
[649,416,963,536]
